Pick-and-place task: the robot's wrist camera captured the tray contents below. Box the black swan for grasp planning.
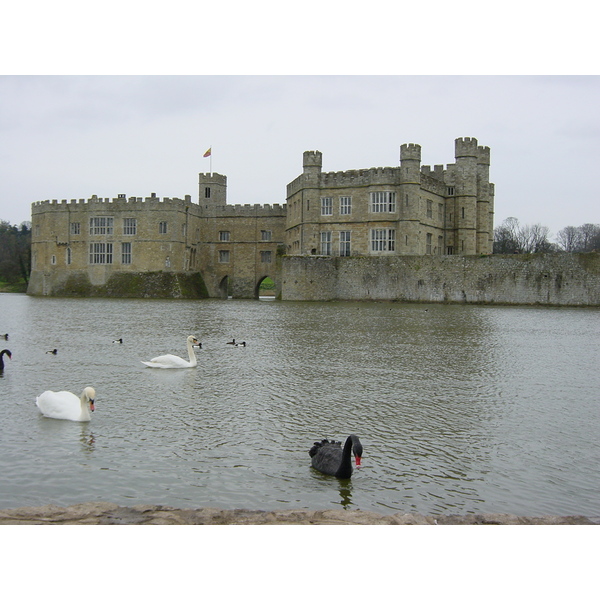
[0,349,12,369]
[309,435,363,479]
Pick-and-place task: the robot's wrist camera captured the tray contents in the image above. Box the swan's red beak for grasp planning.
[89,401,95,412]
[355,456,362,467]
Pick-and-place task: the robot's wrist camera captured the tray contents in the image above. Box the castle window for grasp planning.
[321,197,333,216]
[219,231,230,242]
[462,207,465,219]
[340,196,352,215]
[370,229,396,252]
[426,233,433,254]
[70,222,80,235]
[370,191,396,213]
[340,231,351,256]
[159,221,168,234]
[89,216,113,235]
[260,251,272,263]
[123,218,137,235]
[320,231,332,255]
[121,242,132,264]
[51,255,56,265]
[89,242,113,264]
[219,250,230,263]
[438,203,443,221]
[447,187,455,196]
[66,247,71,265]
[427,200,433,218]
[205,187,211,199]
[261,230,272,241]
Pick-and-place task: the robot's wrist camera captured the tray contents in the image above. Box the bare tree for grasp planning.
[494,217,552,254]
[556,223,600,252]
[556,226,583,252]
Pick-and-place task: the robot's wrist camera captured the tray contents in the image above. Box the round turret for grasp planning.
[455,137,479,159]
[400,143,421,162]
[303,151,322,174]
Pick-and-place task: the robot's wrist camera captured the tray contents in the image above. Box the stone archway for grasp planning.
[219,275,231,299]
[256,276,276,300]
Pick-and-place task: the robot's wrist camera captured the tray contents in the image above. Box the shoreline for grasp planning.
[0,502,597,525]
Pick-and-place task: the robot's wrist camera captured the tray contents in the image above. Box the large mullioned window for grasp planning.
[123,218,137,235]
[340,231,351,256]
[89,217,113,235]
[370,191,396,213]
[122,242,132,264]
[321,197,333,216]
[340,196,352,215]
[320,231,332,255]
[370,229,395,252]
[89,242,113,264]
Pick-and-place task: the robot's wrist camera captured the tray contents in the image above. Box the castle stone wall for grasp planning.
[281,253,600,306]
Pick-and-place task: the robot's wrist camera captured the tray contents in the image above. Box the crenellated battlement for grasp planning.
[210,203,286,217]
[198,172,227,185]
[400,143,422,162]
[303,150,323,168]
[455,137,479,158]
[477,145,491,165]
[31,194,194,213]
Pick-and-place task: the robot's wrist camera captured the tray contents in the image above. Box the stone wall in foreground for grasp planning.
[281,253,600,306]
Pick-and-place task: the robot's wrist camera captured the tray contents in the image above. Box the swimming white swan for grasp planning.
[36,387,97,422]
[141,335,200,368]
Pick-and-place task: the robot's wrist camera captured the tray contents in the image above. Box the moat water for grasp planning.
[1,293,598,516]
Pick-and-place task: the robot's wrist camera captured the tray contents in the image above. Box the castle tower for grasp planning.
[199,173,227,208]
[303,150,322,176]
[476,144,494,254]
[453,137,478,254]
[399,143,422,253]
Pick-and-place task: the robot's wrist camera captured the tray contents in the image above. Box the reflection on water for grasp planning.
[0,294,599,516]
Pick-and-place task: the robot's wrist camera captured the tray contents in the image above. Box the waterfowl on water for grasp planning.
[0,349,12,369]
[46,349,58,355]
[234,342,246,347]
[36,387,97,422]
[226,339,236,345]
[141,335,200,369]
[308,435,363,479]
[113,338,123,344]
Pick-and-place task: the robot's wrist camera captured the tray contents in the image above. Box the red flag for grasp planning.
[203,147,211,158]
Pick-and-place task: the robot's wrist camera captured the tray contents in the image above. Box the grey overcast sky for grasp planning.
[1,4,598,243]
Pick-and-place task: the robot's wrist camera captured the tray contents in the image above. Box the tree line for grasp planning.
[0,220,31,288]
[493,218,600,254]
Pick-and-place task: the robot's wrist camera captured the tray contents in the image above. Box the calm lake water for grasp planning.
[0,293,598,517]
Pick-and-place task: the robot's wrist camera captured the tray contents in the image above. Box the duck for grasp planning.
[36,387,97,422]
[2,334,8,340]
[113,338,123,344]
[0,349,11,369]
[46,349,58,355]
[141,335,200,368]
[234,341,246,347]
[308,435,363,479]
[226,339,236,345]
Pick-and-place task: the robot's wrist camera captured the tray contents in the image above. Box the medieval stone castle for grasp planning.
[27,137,495,299]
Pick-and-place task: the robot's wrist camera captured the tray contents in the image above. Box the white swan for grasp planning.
[36,387,96,422]
[141,335,200,369]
